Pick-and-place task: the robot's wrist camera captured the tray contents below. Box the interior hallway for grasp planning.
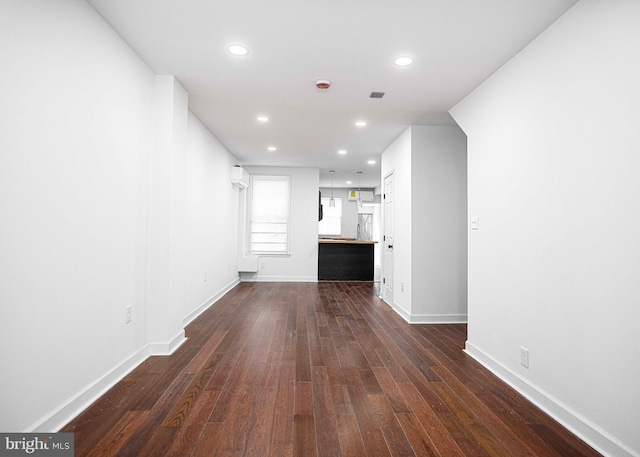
[62,282,600,456]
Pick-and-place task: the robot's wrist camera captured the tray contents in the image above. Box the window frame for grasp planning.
[248,175,291,255]
[318,196,343,236]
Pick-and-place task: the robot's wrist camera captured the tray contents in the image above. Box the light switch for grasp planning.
[471,216,479,230]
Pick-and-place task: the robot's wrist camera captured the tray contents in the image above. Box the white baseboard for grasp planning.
[32,345,149,433]
[183,277,240,326]
[240,275,318,282]
[36,328,187,433]
[408,313,467,324]
[148,329,186,356]
[32,281,240,434]
[388,301,467,324]
[464,341,637,457]
[391,301,411,322]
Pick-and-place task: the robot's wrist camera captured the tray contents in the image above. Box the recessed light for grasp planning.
[346,181,352,185]
[338,150,347,155]
[257,115,269,122]
[355,121,367,127]
[267,146,276,151]
[228,44,249,56]
[394,55,414,66]
[368,160,376,165]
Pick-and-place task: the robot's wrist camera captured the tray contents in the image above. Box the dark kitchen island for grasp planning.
[318,239,377,281]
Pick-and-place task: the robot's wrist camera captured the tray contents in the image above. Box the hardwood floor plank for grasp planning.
[367,393,415,456]
[294,381,314,415]
[161,351,225,428]
[207,352,253,423]
[397,381,465,457]
[343,367,392,457]
[295,300,312,382]
[351,327,386,368]
[335,413,367,457]
[61,282,602,457]
[268,443,293,457]
[165,389,222,457]
[192,422,224,457]
[65,373,158,455]
[138,427,179,457]
[311,367,342,457]
[270,361,295,449]
[431,365,539,457]
[293,414,317,457]
[183,330,229,374]
[330,383,354,416]
[260,351,284,388]
[396,412,441,457]
[430,382,516,457]
[84,411,149,457]
[371,366,412,414]
[242,387,278,457]
[529,423,601,457]
[217,384,259,452]
[112,373,194,457]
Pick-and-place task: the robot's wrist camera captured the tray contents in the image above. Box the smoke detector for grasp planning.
[315,79,331,91]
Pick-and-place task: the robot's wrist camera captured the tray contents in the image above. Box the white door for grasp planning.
[383,173,394,305]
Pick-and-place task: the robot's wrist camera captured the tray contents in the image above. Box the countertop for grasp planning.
[318,238,377,245]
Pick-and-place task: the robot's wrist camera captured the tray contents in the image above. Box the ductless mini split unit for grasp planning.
[348,190,374,202]
[231,166,249,189]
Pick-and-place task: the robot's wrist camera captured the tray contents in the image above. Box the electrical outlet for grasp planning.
[261,262,266,270]
[520,347,529,368]
[126,305,132,324]
[471,216,479,230]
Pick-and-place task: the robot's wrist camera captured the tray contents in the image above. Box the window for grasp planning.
[319,196,342,236]
[250,175,290,254]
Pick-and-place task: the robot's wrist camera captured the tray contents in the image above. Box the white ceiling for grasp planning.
[86,0,577,188]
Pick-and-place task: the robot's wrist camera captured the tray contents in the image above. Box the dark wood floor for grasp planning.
[62,282,601,456]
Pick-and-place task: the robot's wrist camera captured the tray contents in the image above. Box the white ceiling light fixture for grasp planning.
[338,149,347,155]
[228,44,249,56]
[368,160,376,165]
[394,55,414,66]
[257,115,269,122]
[267,146,276,151]
[355,121,367,127]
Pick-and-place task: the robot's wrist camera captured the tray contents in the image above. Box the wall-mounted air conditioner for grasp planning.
[231,166,249,189]
[347,190,374,202]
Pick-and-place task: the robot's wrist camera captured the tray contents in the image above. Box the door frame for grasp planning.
[382,170,394,306]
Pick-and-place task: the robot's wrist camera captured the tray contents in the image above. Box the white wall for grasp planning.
[240,167,319,282]
[381,126,467,323]
[411,126,467,322]
[381,128,413,317]
[450,1,640,456]
[145,75,188,353]
[183,112,240,324]
[0,0,154,432]
[0,0,240,433]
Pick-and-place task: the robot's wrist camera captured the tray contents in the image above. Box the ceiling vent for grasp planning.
[370,92,385,98]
